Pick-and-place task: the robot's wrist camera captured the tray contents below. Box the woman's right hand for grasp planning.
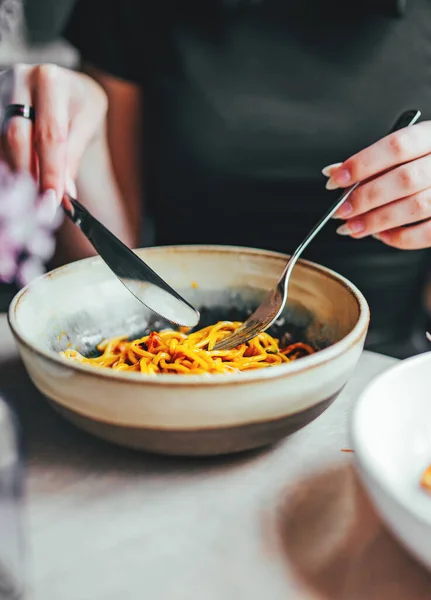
[0,63,108,207]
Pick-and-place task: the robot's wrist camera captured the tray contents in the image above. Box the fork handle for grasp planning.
[280,109,421,287]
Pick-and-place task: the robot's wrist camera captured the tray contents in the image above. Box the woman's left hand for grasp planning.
[323,121,431,249]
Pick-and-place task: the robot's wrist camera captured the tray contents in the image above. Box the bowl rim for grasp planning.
[350,351,431,528]
[8,244,370,386]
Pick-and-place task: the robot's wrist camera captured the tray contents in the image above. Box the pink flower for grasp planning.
[0,161,62,286]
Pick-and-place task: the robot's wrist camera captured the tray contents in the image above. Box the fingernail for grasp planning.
[332,201,353,219]
[326,177,340,190]
[336,220,364,236]
[66,176,77,198]
[42,188,57,213]
[322,162,343,177]
[332,167,351,186]
[373,232,388,242]
[37,189,58,225]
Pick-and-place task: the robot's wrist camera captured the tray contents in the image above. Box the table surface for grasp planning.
[0,315,430,600]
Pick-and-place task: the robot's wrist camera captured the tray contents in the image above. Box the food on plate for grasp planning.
[421,464,431,492]
[60,320,314,375]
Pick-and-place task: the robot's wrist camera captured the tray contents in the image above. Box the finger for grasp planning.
[333,153,431,219]
[335,188,431,238]
[3,117,33,172]
[321,162,342,177]
[373,220,431,250]
[31,65,69,200]
[0,65,34,172]
[326,121,431,188]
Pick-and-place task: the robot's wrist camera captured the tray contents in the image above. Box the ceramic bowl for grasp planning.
[351,353,431,570]
[8,245,369,456]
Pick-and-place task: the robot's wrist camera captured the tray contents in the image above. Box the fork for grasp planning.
[214,109,421,351]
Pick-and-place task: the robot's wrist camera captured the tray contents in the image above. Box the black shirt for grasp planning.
[64,0,431,356]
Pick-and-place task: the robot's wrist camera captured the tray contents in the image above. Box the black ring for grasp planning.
[2,104,35,134]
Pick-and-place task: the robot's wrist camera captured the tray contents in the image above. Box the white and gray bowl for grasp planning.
[8,245,369,456]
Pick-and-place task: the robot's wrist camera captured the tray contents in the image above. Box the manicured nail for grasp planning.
[373,232,389,242]
[332,201,353,219]
[326,177,340,190]
[37,188,63,227]
[336,219,364,236]
[333,167,351,185]
[327,166,352,190]
[41,188,57,217]
[66,175,77,198]
[322,162,343,177]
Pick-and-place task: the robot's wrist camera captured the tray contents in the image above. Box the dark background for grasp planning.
[0,6,430,358]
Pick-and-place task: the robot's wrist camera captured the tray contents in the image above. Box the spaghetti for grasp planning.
[60,321,314,375]
[421,464,431,492]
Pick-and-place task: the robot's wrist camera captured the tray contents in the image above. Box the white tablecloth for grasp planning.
[0,315,429,600]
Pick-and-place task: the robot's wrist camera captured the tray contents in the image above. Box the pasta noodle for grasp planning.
[421,464,431,492]
[60,321,314,375]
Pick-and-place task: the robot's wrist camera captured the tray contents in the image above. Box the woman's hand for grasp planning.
[323,121,431,249]
[0,63,107,206]
[0,63,107,284]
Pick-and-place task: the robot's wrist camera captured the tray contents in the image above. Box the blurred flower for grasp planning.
[0,160,62,286]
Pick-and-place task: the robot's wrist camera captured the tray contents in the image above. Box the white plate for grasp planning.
[351,352,431,569]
